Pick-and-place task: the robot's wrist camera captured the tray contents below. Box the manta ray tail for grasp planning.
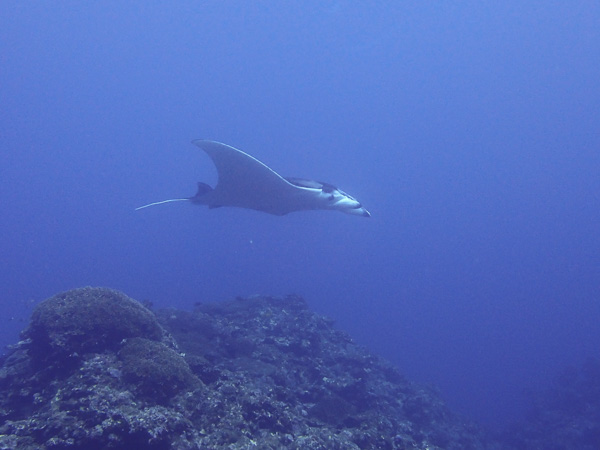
[189,182,213,204]
[135,198,190,211]
[136,182,214,211]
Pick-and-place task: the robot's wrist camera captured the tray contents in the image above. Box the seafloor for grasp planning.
[0,287,598,449]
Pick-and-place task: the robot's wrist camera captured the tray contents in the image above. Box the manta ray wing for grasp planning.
[191,140,309,215]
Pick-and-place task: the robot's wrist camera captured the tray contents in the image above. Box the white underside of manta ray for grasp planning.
[136,140,370,217]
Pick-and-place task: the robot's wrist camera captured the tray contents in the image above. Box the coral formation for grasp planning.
[25,287,164,360]
[119,337,198,403]
[0,288,499,449]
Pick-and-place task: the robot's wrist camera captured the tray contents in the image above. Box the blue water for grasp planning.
[1,2,599,428]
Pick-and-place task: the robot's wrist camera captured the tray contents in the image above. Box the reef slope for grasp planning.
[0,288,496,449]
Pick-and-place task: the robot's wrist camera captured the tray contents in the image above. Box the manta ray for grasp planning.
[136,140,370,217]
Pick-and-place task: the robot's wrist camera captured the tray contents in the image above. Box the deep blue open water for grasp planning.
[1,1,599,428]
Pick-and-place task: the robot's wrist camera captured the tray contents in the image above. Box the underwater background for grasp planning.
[1,1,599,429]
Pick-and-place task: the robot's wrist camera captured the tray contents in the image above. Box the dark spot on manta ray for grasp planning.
[136,140,370,218]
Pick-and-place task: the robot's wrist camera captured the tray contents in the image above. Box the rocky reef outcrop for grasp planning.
[0,287,497,449]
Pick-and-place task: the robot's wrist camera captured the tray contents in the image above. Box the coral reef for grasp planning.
[0,288,497,449]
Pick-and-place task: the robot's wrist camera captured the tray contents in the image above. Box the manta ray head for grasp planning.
[284,177,370,217]
[319,183,371,217]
